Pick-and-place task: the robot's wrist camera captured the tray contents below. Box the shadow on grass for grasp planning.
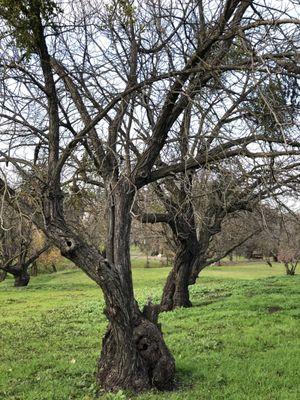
[192,293,233,308]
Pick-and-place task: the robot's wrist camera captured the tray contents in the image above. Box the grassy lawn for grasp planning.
[0,262,299,400]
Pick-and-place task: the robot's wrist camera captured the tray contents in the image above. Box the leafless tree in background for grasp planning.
[137,157,300,310]
[0,207,50,286]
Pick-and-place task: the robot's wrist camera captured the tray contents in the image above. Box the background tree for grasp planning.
[137,154,300,311]
[0,207,50,286]
[275,215,300,275]
[229,207,283,262]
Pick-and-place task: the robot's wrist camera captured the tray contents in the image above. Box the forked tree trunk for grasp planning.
[34,180,175,393]
[96,184,175,392]
[161,235,201,311]
[0,244,50,287]
[285,262,297,276]
[1,265,31,287]
[56,224,175,392]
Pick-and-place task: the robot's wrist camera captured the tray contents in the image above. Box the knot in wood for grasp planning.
[61,237,77,255]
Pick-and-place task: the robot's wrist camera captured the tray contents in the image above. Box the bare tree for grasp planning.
[136,162,297,310]
[226,206,282,261]
[277,215,300,275]
[0,207,50,286]
[0,0,300,393]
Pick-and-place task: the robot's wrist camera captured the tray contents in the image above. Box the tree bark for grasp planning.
[0,270,7,282]
[161,234,201,311]
[52,216,174,392]
[97,312,175,392]
[92,183,175,392]
[13,269,30,287]
[285,262,297,276]
[31,261,38,276]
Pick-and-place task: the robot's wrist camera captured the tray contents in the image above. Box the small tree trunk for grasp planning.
[160,269,177,311]
[266,259,273,268]
[161,235,200,311]
[13,270,30,287]
[246,249,254,259]
[145,253,150,268]
[286,268,294,275]
[31,261,38,276]
[285,262,297,276]
[292,262,298,275]
[0,270,7,282]
[7,243,50,287]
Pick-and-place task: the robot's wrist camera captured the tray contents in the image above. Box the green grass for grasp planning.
[0,262,299,400]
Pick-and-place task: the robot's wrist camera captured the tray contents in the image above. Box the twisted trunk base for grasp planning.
[160,269,191,312]
[160,237,201,311]
[97,317,175,392]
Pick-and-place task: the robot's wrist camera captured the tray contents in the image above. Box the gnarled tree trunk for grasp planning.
[97,309,175,391]
[160,221,258,312]
[51,201,175,393]
[159,201,212,312]
[94,183,175,391]
[161,234,201,311]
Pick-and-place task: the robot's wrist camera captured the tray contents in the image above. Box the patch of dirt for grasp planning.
[267,306,282,314]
